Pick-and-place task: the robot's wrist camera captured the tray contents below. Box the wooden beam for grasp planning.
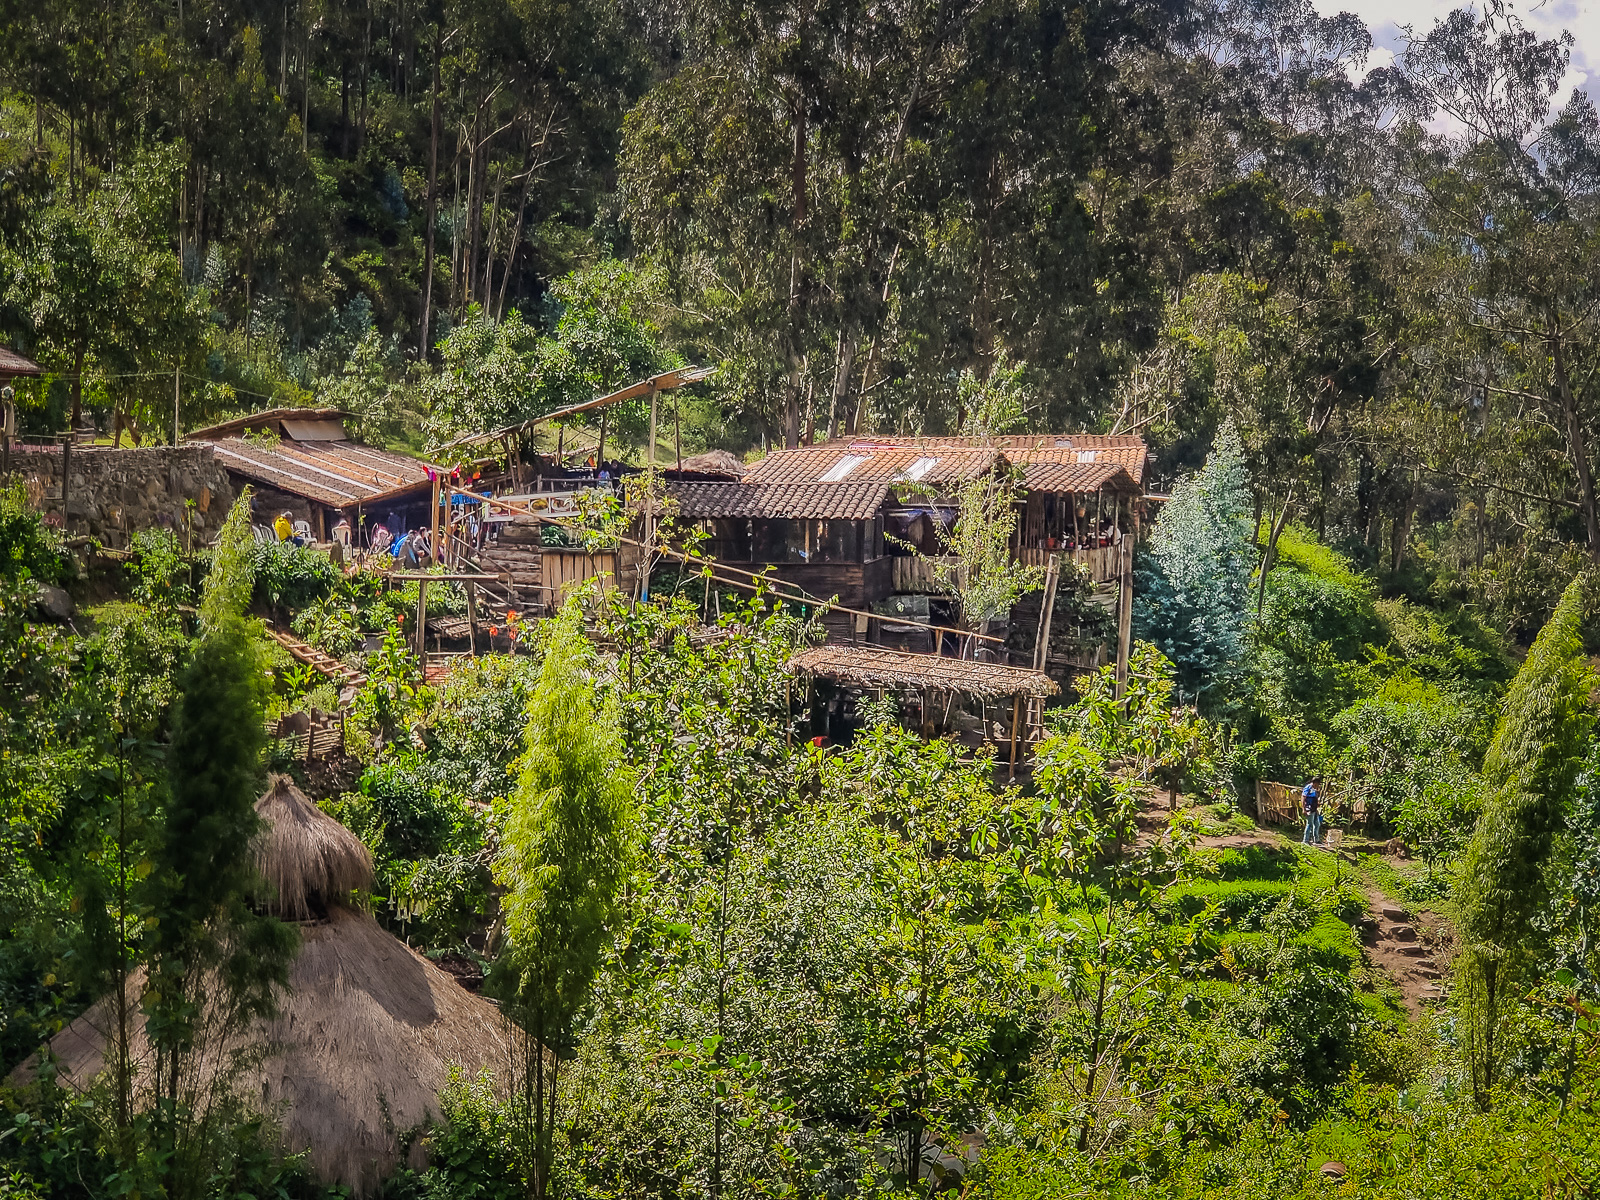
[1009,694,1021,781]
[413,577,429,661]
[1115,496,1133,698]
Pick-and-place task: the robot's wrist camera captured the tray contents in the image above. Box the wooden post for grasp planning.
[1034,553,1060,672]
[173,367,181,445]
[414,578,429,662]
[466,581,479,655]
[597,410,607,473]
[674,392,682,472]
[1115,495,1133,698]
[429,472,441,565]
[60,433,71,532]
[1009,694,1022,781]
[1,386,11,477]
[556,424,564,467]
[642,382,658,598]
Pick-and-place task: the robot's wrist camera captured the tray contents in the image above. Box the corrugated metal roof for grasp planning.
[187,409,352,441]
[741,445,1004,487]
[209,437,436,508]
[0,346,43,377]
[813,433,1149,486]
[667,480,888,520]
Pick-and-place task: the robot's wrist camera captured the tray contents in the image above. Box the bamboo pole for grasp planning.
[1115,494,1134,698]
[429,472,441,565]
[1009,694,1022,781]
[643,382,658,598]
[414,578,429,661]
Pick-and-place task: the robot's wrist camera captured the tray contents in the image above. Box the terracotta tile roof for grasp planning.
[811,433,1149,486]
[0,346,43,377]
[209,437,437,508]
[1021,461,1141,494]
[666,480,889,521]
[741,444,1005,487]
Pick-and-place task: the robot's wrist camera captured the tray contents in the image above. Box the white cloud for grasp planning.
[1315,0,1600,77]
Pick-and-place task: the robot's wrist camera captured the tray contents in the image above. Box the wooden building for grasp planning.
[668,433,1150,688]
[186,408,441,541]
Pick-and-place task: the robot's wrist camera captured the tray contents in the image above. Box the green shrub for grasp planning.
[0,482,66,585]
[248,541,340,609]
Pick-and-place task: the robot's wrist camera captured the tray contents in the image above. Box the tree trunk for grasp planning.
[782,94,808,449]
[828,327,857,442]
[420,30,440,358]
[1256,481,1296,616]
[480,160,507,307]
[1390,470,1419,574]
[497,145,536,320]
[70,344,86,429]
[1551,335,1600,561]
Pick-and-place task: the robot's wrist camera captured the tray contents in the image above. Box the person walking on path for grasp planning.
[1301,776,1324,845]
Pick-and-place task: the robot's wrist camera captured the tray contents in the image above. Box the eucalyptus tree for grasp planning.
[1397,3,1600,563]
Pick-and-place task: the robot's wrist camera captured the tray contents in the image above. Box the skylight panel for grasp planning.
[902,456,939,482]
[820,454,869,482]
[1075,450,1098,463]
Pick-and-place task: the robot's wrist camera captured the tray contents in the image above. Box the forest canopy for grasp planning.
[2,0,1600,632]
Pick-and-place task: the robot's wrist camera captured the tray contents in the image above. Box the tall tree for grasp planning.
[1457,572,1595,1105]
[1132,417,1255,707]
[494,605,635,1199]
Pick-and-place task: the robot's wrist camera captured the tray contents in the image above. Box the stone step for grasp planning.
[1391,925,1417,942]
[1396,944,1430,958]
[1380,905,1408,921]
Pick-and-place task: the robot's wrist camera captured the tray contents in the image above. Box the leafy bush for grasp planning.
[248,541,340,609]
[128,528,191,613]
[0,481,66,584]
[356,759,460,860]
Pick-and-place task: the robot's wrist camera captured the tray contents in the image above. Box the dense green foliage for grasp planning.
[1456,574,1596,1101]
[13,0,1600,1193]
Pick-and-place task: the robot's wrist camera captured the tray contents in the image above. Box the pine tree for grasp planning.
[1457,573,1595,1105]
[494,606,635,1199]
[1132,418,1255,707]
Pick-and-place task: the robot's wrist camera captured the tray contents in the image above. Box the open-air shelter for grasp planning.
[788,643,1059,777]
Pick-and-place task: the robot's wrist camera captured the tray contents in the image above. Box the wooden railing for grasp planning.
[1015,543,1123,582]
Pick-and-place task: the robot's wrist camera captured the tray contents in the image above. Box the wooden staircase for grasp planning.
[265,627,367,690]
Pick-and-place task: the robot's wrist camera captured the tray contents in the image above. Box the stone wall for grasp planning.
[7,443,236,548]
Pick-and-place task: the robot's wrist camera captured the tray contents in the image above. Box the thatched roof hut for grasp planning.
[17,776,513,1195]
[254,774,375,918]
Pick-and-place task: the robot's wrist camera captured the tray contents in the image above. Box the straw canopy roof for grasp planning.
[255,774,374,919]
[12,777,514,1196]
[790,644,1059,700]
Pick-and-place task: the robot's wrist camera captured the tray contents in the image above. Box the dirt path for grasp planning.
[1358,890,1447,1018]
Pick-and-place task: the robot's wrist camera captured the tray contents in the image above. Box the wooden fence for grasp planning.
[1255,780,1356,826]
[271,713,348,762]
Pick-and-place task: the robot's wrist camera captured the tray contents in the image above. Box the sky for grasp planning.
[1318,0,1598,98]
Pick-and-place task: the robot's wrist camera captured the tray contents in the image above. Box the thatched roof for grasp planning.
[671,448,745,478]
[19,908,514,1195]
[255,775,374,919]
[12,780,513,1195]
[790,644,1060,700]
